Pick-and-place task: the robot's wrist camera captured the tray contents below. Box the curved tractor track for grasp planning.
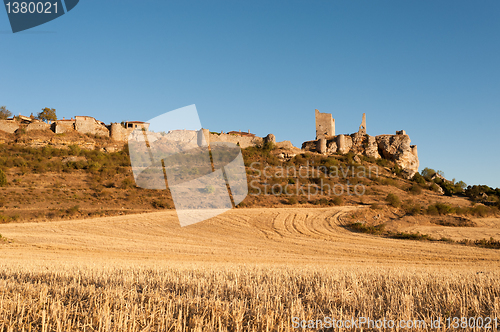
[0,207,499,267]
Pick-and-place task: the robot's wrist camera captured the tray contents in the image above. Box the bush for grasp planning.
[421,168,436,181]
[385,193,400,208]
[332,196,343,206]
[0,169,7,187]
[435,203,452,215]
[67,205,80,215]
[375,158,391,168]
[408,183,422,195]
[411,172,426,185]
[68,145,81,156]
[426,203,452,215]
[121,178,134,189]
[429,183,441,193]
[151,199,169,209]
[403,203,422,216]
[348,222,385,235]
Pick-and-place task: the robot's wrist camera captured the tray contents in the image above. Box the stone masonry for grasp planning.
[303,110,419,178]
[315,109,335,139]
[0,120,20,133]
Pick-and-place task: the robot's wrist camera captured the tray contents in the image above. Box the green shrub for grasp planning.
[411,172,426,185]
[375,158,391,168]
[151,199,169,209]
[332,196,343,206]
[403,203,422,216]
[429,183,441,192]
[67,205,80,215]
[426,204,440,216]
[435,203,452,215]
[348,222,385,235]
[421,168,436,181]
[408,183,422,195]
[0,169,7,187]
[68,145,81,156]
[121,178,134,189]
[385,193,400,208]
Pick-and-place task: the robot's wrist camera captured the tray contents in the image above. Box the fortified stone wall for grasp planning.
[304,110,419,178]
[209,132,263,149]
[75,116,109,136]
[315,109,335,139]
[110,123,135,142]
[0,120,20,133]
[52,120,75,134]
[26,122,50,131]
[302,132,419,178]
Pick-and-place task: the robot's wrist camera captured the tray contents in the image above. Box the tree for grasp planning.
[0,106,11,120]
[420,167,436,180]
[37,108,57,122]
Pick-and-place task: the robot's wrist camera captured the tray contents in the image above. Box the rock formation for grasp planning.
[302,111,419,178]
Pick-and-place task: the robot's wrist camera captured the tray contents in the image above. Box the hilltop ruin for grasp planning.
[0,109,419,177]
[0,115,149,142]
[302,110,419,178]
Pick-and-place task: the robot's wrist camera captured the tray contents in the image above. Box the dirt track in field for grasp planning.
[1,207,499,267]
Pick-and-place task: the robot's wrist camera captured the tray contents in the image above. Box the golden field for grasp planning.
[1,207,499,331]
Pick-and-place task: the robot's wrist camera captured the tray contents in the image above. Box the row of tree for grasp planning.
[0,106,57,122]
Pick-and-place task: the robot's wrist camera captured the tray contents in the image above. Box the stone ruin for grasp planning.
[315,109,335,139]
[0,114,149,143]
[303,110,419,178]
[0,110,420,178]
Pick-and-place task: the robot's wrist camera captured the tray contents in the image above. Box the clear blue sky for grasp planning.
[1,0,499,188]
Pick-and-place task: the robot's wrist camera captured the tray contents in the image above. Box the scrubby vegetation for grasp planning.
[347,222,499,249]
[0,139,499,224]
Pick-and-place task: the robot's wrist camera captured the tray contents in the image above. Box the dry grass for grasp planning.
[0,263,499,331]
[1,207,499,331]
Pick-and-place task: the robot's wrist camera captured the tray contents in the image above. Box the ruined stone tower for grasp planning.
[315,109,335,140]
[359,113,366,135]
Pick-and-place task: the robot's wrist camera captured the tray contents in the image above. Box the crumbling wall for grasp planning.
[0,120,20,133]
[359,113,366,134]
[302,132,417,178]
[52,120,75,134]
[209,132,263,149]
[26,122,50,131]
[315,109,335,139]
[110,123,134,142]
[75,116,109,136]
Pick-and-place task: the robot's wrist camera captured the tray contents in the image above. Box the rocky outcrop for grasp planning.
[366,135,381,159]
[376,134,419,178]
[302,131,419,178]
[264,134,276,144]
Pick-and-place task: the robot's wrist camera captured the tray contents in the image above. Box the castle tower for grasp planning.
[359,113,366,135]
[315,109,335,140]
[110,123,123,141]
[316,138,327,154]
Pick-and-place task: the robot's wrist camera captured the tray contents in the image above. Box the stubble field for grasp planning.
[0,207,499,331]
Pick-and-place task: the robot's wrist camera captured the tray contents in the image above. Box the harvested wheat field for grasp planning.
[1,207,500,331]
